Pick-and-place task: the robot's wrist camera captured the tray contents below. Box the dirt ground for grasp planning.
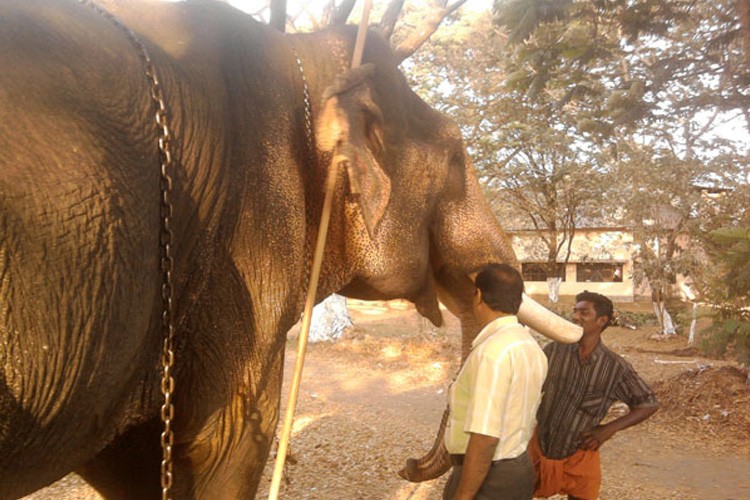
[27,300,750,500]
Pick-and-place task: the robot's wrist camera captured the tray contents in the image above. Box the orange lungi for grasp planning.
[527,431,601,499]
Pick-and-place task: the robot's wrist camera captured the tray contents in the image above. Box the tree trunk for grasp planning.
[269,0,287,32]
[651,297,676,335]
[547,277,562,303]
[393,0,470,62]
[688,302,698,344]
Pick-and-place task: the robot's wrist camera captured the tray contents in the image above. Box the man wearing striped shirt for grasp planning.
[529,291,659,499]
[443,264,548,500]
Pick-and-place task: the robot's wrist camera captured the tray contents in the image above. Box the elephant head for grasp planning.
[0,1,579,498]
[301,27,580,345]
[304,31,581,481]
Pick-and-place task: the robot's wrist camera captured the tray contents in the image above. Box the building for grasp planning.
[509,227,642,301]
[504,185,726,303]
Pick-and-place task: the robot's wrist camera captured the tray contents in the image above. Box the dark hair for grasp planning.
[575,290,614,328]
[475,263,524,314]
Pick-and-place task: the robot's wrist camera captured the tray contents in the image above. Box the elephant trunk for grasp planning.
[397,407,451,482]
[397,304,476,484]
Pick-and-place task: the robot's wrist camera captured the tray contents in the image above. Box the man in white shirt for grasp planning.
[443,263,548,500]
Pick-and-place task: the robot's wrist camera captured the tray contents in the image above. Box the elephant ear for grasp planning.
[316,63,391,240]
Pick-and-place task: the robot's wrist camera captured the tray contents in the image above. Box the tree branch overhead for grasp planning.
[393,0,470,62]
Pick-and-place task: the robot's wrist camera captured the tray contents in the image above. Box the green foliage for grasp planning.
[701,318,750,365]
[632,311,659,327]
[703,225,750,306]
[494,0,750,148]
[494,0,573,44]
[698,225,750,364]
[621,310,658,328]
[710,227,750,297]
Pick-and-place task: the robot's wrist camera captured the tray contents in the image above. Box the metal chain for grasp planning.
[77,2,177,498]
[293,49,315,161]
[293,48,318,296]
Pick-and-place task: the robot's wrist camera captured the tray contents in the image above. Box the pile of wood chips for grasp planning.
[651,365,750,451]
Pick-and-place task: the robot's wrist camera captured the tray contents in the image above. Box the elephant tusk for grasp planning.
[517,293,582,343]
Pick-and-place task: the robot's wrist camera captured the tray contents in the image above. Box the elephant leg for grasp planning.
[76,419,163,499]
[79,330,286,497]
[76,255,293,498]
[168,260,290,499]
[76,364,285,500]
[175,390,282,499]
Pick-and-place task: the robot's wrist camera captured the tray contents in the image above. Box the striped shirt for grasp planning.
[536,341,659,459]
[445,316,548,461]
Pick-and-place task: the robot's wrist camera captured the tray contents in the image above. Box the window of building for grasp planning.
[521,262,566,282]
[576,263,624,283]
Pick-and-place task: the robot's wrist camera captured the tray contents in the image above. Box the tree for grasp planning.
[614,126,747,324]
[493,0,750,135]
[494,0,750,324]
[258,0,471,62]
[404,10,616,302]
[480,100,610,303]
[700,223,750,365]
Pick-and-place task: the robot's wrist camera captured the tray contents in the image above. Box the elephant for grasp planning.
[0,0,580,498]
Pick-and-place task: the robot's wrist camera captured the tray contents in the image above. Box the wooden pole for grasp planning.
[350,0,372,68]
[267,157,338,500]
[267,1,372,497]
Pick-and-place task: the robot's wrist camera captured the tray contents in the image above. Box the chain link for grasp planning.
[293,49,315,161]
[78,2,177,498]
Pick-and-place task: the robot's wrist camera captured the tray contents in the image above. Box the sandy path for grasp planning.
[25,304,750,499]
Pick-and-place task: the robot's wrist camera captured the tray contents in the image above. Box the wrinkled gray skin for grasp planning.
[0,0,517,498]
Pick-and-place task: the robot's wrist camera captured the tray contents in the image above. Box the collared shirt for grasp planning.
[445,315,548,461]
[536,341,659,460]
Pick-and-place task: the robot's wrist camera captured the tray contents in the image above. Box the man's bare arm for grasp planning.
[454,432,499,500]
[579,404,659,450]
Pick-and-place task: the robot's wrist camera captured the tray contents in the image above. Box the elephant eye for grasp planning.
[441,151,466,195]
[447,148,464,169]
